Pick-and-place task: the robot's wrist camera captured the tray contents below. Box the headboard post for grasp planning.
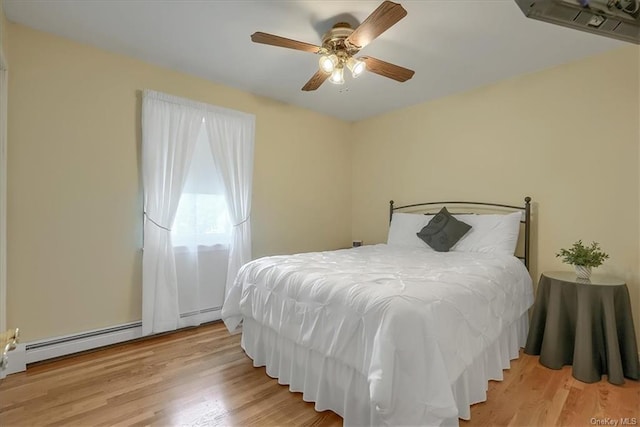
[389,200,394,224]
[524,196,531,270]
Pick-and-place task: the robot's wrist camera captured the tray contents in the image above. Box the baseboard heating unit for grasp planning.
[3,307,221,376]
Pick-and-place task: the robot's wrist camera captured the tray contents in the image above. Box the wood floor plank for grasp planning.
[1,322,638,426]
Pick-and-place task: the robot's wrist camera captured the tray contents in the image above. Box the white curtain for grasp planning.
[142,90,255,336]
[141,90,203,335]
[204,110,255,306]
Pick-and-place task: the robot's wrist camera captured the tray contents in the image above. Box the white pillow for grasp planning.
[387,213,434,249]
[387,210,523,255]
[451,211,522,255]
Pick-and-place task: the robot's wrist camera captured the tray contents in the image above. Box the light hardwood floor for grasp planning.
[0,322,638,426]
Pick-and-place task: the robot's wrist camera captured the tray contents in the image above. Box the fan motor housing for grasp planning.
[322,22,356,52]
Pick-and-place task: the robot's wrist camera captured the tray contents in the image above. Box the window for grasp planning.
[171,123,230,249]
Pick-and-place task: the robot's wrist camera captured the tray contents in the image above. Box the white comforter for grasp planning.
[222,244,533,426]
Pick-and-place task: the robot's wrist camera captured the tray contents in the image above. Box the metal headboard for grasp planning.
[389,197,532,270]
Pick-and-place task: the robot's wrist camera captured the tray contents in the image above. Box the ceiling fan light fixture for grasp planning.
[251,1,414,91]
[347,57,366,78]
[319,54,338,73]
[329,65,345,85]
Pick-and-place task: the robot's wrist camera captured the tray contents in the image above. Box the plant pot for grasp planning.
[574,265,592,280]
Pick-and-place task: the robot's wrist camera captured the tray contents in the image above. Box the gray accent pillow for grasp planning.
[416,207,472,252]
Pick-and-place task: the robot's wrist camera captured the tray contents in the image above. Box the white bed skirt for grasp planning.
[241,313,529,426]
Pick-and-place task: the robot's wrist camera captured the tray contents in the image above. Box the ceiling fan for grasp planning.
[250,1,415,91]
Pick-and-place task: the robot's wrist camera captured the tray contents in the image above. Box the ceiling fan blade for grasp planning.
[346,1,407,50]
[251,32,322,54]
[360,56,414,82]
[302,70,330,91]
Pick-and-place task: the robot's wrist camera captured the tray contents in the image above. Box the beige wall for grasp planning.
[7,23,352,341]
[0,0,8,337]
[0,1,7,57]
[352,46,640,344]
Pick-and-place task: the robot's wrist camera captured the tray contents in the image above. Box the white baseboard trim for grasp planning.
[4,307,221,375]
[25,321,144,365]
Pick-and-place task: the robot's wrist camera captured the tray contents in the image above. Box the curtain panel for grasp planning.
[203,110,255,302]
[142,91,203,335]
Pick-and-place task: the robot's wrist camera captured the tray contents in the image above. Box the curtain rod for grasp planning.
[142,89,255,121]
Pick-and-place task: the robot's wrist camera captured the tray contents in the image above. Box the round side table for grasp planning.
[524,271,639,384]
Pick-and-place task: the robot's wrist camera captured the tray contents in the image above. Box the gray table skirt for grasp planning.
[524,273,640,385]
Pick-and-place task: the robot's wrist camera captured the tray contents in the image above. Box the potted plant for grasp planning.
[556,240,609,279]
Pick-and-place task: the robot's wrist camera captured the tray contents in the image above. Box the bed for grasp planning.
[222,197,534,426]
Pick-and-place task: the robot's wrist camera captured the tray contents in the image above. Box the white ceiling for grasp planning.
[4,0,624,121]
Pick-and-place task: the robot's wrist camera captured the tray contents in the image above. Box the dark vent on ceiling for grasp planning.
[599,19,622,32]
[554,5,582,21]
[615,21,640,38]
[573,11,595,25]
[515,0,640,44]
